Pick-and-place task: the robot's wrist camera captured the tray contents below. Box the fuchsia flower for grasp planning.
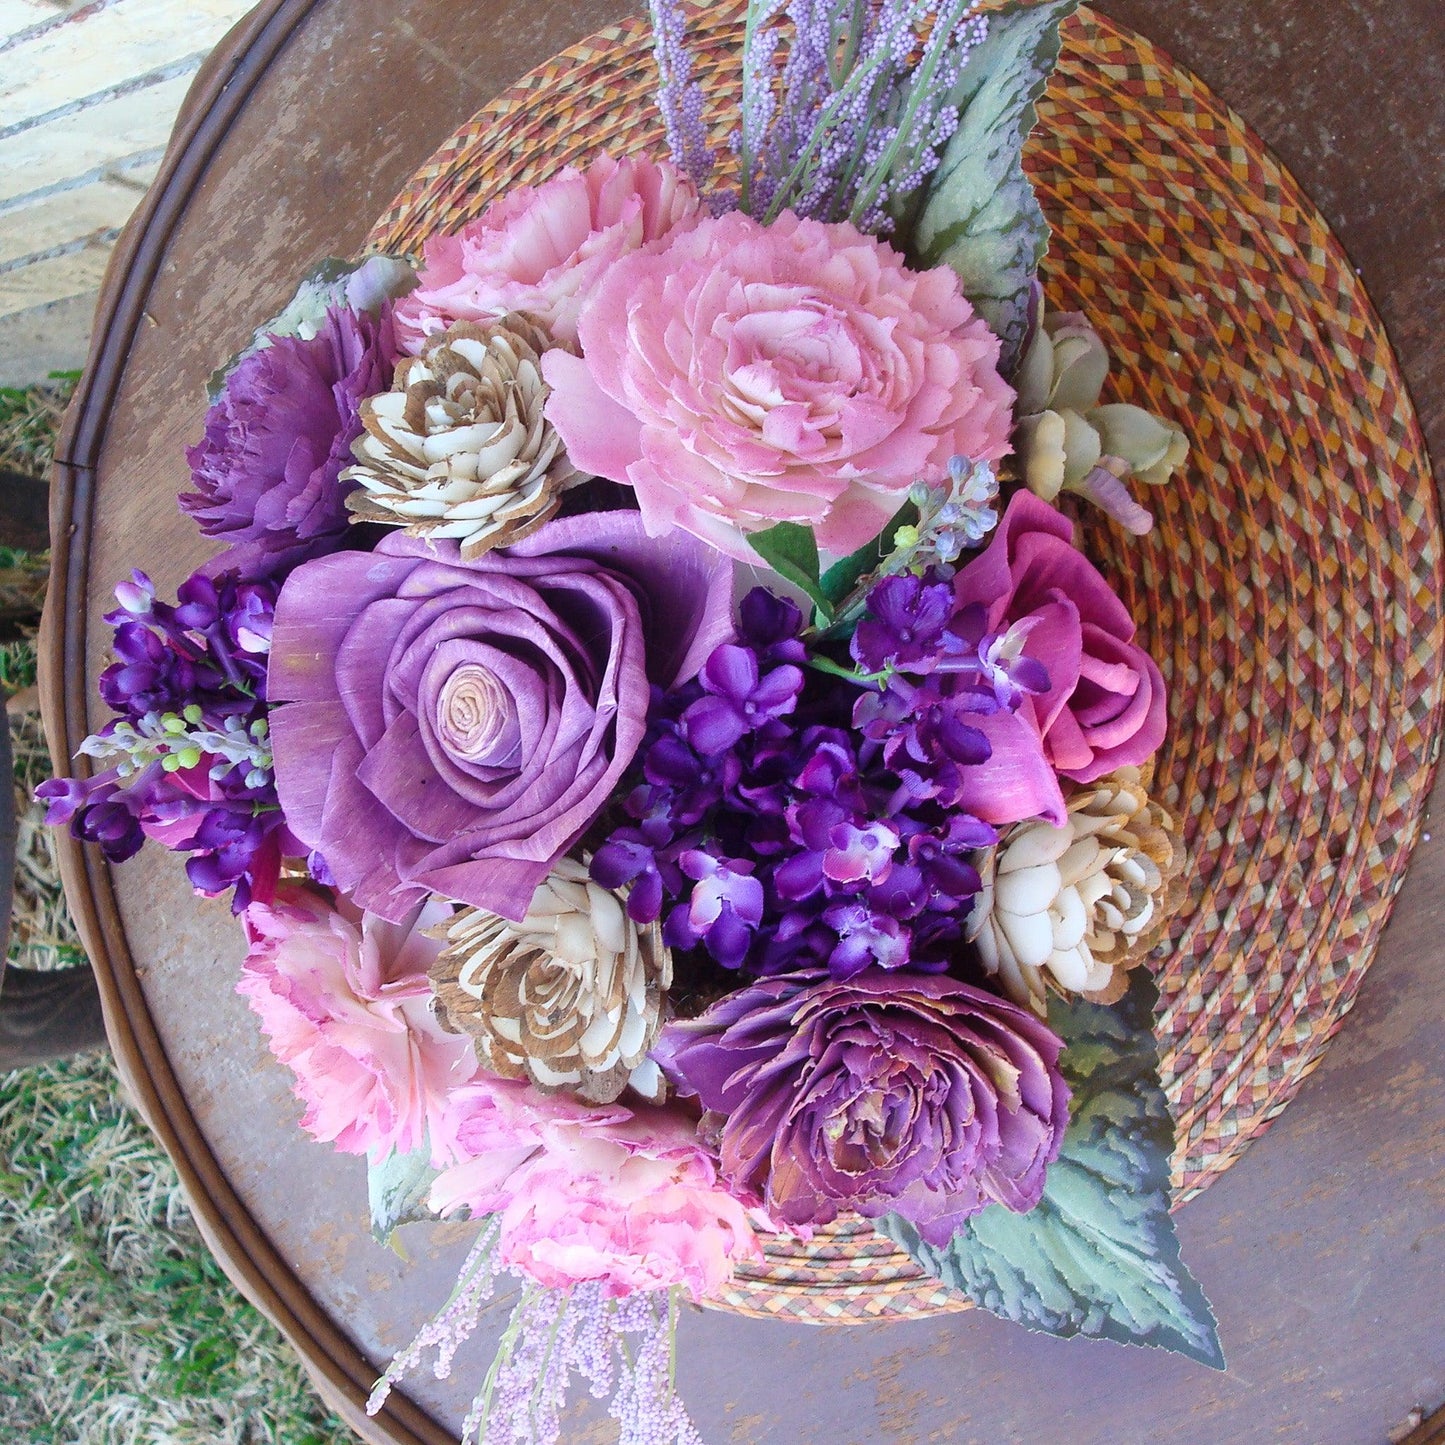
[394,155,701,352]
[952,491,1167,788]
[237,883,476,1164]
[543,208,1014,559]
[266,513,734,924]
[429,1078,761,1301]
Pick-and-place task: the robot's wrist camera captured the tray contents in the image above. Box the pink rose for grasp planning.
[952,491,1167,792]
[543,209,1014,559]
[237,883,476,1164]
[393,155,700,352]
[430,1077,761,1301]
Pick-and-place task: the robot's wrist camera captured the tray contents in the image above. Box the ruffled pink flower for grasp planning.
[394,155,701,352]
[543,208,1014,559]
[952,491,1167,791]
[429,1078,761,1301]
[237,883,476,1164]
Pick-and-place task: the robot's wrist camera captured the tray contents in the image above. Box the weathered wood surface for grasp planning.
[0,0,255,322]
[40,1,1444,1441]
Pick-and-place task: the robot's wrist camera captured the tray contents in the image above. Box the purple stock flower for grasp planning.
[655,969,1070,1243]
[41,567,293,911]
[682,644,803,755]
[593,587,996,978]
[665,852,765,968]
[181,303,398,580]
[852,572,957,673]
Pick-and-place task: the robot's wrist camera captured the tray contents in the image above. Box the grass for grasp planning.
[0,380,356,1444]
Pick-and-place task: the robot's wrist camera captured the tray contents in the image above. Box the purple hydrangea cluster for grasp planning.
[592,582,1046,979]
[38,568,299,911]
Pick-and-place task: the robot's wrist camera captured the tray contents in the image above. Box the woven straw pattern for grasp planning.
[367,7,1444,1323]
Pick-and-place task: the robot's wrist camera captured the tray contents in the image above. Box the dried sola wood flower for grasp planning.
[429,858,671,1105]
[967,767,1184,1016]
[344,316,580,558]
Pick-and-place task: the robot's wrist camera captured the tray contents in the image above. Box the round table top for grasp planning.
[42,2,1445,1442]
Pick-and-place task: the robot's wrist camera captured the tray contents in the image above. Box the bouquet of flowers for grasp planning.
[45,1,1221,1439]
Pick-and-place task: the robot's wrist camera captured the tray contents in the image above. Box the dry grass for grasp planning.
[0,381,355,1444]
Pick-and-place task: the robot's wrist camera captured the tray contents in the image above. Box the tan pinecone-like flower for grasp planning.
[967,768,1183,1016]
[344,316,580,559]
[428,857,672,1105]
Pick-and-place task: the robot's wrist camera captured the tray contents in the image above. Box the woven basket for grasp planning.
[367,4,1444,1324]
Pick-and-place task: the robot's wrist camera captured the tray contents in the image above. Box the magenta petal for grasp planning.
[1016,596,1082,737]
[951,708,1067,827]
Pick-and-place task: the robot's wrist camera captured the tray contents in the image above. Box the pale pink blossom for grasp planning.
[393,155,701,352]
[237,883,476,1164]
[543,208,1015,559]
[429,1077,761,1301]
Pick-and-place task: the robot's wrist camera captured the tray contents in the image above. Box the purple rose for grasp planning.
[267,514,734,923]
[181,303,399,579]
[655,969,1069,1244]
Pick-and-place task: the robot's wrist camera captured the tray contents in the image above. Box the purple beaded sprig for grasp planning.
[648,0,720,201]
[736,0,990,230]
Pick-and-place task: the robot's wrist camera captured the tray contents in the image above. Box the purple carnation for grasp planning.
[181,303,398,580]
[655,969,1070,1244]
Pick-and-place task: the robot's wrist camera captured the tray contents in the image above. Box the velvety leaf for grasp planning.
[747,522,833,620]
[894,0,1081,376]
[368,1141,438,1246]
[819,499,919,606]
[880,971,1225,1370]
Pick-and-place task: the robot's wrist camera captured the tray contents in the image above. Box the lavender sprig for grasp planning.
[734,0,988,231]
[369,1224,703,1445]
[648,0,719,199]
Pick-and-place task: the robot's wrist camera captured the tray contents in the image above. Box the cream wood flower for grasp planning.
[1012,305,1188,534]
[428,858,671,1105]
[344,315,581,558]
[968,768,1182,1016]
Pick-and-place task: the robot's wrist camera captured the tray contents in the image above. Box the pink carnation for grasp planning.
[237,883,476,1164]
[394,155,701,352]
[543,208,1015,559]
[429,1078,761,1302]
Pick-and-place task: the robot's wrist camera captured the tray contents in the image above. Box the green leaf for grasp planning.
[746,521,833,621]
[368,1142,438,1247]
[880,971,1224,1370]
[894,0,1080,376]
[818,499,919,606]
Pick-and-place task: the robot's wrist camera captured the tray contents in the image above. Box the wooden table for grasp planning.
[42,2,1445,1441]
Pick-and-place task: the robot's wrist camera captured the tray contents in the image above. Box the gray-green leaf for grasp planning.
[895,0,1080,376]
[368,1141,438,1247]
[880,971,1225,1370]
